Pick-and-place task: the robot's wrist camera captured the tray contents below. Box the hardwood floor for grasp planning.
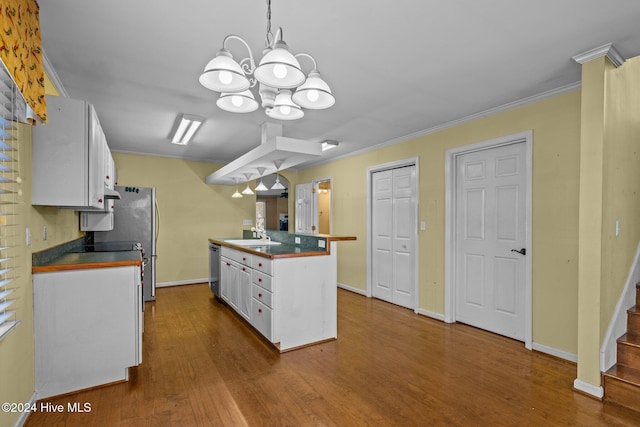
[25,284,638,426]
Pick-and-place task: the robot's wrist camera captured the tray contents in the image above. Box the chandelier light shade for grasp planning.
[292,70,335,109]
[199,49,251,93]
[217,90,259,113]
[199,0,334,120]
[266,89,304,121]
[254,40,305,89]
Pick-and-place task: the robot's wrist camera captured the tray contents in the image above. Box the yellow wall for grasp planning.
[577,55,640,386]
[601,55,640,333]
[112,153,256,284]
[0,123,81,427]
[297,90,582,354]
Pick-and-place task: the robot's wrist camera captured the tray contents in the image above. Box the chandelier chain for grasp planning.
[265,0,273,49]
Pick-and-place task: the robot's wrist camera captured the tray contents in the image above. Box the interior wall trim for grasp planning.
[571,42,625,67]
[42,48,69,97]
[303,82,579,170]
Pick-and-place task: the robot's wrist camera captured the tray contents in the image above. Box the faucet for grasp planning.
[253,226,270,241]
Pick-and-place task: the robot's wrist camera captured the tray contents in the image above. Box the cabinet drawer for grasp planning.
[221,247,252,267]
[251,298,273,341]
[252,257,272,275]
[252,270,273,292]
[252,283,273,308]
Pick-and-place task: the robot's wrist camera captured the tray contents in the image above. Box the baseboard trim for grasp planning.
[573,379,604,399]
[337,282,367,296]
[532,342,578,363]
[157,278,207,288]
[416,308,445,322]
[14,392,36,427]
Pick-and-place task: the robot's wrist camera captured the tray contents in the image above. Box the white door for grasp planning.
[455,142,527,340]
[295,183,314,233]
[372,166,417,309]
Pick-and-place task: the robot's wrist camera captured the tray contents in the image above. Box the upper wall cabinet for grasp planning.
[32,96,113,210]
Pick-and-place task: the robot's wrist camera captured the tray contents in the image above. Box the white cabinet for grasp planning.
[80,200,114,231]
[238,265,252,321]
[219,243,338,352]
[221,247,252,321]
[33,265,142,399]
[32,95,110,210]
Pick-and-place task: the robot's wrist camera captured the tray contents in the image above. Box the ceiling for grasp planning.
[37,1,640,172]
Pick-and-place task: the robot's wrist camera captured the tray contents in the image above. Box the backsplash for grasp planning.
[242,230,327,251]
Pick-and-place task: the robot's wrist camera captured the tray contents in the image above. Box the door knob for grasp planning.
[511,248,526,256]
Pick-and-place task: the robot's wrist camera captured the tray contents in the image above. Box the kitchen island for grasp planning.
[209,234,355,352]
[32,242,143,399]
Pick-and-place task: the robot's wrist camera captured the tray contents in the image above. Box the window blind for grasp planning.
[0,67,22,340]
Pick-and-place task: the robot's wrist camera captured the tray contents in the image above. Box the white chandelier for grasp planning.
[198,0,335,120]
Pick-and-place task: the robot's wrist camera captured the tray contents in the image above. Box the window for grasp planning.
[0,67,24,340]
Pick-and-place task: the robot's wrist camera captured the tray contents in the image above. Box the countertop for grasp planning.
[209,235,356,260]
[32,250,142,273]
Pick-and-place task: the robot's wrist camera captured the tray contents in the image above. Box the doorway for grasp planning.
[295,178,332,234]
[445,131,532,348]
[367,158,419,311]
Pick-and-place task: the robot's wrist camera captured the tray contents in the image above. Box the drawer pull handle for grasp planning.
[242,267,246,271]
[259,263,262,267]
[259,293,262,297]
[226,262,230,266]
[258,278,262,282]
[243,257,246,261]
[258,308,262,313]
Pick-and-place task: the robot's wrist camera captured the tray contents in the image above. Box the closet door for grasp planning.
[372,166,417,309]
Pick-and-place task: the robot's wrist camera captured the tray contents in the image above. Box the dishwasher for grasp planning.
[208,242,221,298]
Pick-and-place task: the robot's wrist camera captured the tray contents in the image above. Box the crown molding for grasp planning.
[301,81,581,169]
[42,48,69,97]
[571,43,625,68]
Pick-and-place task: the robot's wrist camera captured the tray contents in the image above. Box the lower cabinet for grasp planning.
[220,244,338,352]
[220,251,252,321]
[33,265,142,399]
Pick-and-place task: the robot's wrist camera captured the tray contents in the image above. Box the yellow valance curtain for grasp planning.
[0,0,46,123]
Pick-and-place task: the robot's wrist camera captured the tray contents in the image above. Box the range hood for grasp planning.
[103,187,122,199]
[205,124,322,185]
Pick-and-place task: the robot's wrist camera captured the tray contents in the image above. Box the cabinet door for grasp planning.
[222,258,239,309]
[87,105,105,209]
[220,257,231,303]
[238,265,252,321]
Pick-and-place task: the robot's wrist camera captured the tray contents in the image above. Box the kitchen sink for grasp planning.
[223,239,282,246]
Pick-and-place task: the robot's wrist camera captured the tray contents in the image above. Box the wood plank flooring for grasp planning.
[24,284,639,426]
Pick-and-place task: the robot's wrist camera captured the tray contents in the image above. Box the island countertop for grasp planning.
[209,234,356,260]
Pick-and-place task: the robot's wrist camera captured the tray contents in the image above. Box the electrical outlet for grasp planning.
[318,239,326,249]
[295,237,301,244]
[42,225,47,240]
[26,227,31,246]
[242,219,253,226]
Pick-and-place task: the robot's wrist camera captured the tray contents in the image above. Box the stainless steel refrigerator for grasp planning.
[94,185,158,301]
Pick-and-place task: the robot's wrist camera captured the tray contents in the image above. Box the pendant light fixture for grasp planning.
[271,160,286,190]
[231,178,243,198]
[255,167,269,192]
[199,0,335,120]
[241,173,255,195]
